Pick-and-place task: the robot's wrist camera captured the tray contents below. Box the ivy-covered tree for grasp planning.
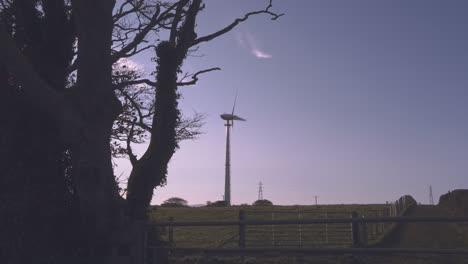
[0,1,281,263]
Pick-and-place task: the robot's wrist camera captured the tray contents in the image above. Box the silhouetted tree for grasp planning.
[0,1,281,263]
[111,59,206,158]
[253,199,274,206]
[161,197,189,207]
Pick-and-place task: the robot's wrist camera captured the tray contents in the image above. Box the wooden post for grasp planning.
[325,211,329,245]
[298,211,302,248]
[168,217,174,247]
[271,212,275,247]
[361,216,368,248]
[351,212,360,247]
[238,210,246,248]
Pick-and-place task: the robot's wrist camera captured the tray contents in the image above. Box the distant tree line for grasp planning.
[204,199,274,207]
[157,198,274,207]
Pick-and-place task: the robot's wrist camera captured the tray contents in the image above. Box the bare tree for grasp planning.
[125,0,283,218]
[111,59,206,161]
[0,0,282,262]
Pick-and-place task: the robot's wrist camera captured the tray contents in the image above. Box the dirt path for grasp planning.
[361,205,468,264]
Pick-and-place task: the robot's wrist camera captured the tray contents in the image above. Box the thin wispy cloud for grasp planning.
[235,31,246,48]
[235,30,273,59]
[252,48,272,59]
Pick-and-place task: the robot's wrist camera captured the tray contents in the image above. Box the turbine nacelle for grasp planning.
[220,114,246,121]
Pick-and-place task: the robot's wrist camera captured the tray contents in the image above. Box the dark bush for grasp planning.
[206,200,227,207]
[252,199,273,206]
[161,197,188,207]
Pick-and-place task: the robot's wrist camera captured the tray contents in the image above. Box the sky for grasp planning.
[115,0,468,206]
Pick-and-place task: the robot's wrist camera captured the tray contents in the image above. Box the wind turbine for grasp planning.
[220,93,246,206]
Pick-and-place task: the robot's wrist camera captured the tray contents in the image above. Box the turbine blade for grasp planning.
[233,115,246,121]
[231,89,238,115]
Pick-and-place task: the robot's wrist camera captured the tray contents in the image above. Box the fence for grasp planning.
[148,210,373,249]
[244,210,362,248]
[242,202,416,248]
[145,215,468,261]
[149,196,415,250]
[143,196,436,262]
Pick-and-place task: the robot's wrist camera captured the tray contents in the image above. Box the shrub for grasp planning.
[161,197,188,207]
[206,200,227,207]
[252,199,273,206]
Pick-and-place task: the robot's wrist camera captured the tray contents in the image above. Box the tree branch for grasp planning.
[113,0,137,22]
[176,112,205,142]
[169,0,189,46]
[120,117,152,132]
[116,44,156,59]
[192,0,283,46]
[127,118,138,165]
[68,2,179,73]
[111,2,179,63]
[117,87,146,124]
[115,78,157,89]
[177,67,220,86]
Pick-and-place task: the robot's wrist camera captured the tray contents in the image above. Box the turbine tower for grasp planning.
[220,93,246,206]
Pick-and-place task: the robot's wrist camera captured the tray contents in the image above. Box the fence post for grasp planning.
[351,212,361,247]
[298,211,302,248]
[361,216,368,248]
[325,211,329,245]
[238,210,246,248]
[271,212,275,247]
[168,217,174,247]
[375,210,381,235]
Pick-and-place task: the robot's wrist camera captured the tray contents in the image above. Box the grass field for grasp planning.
[145,204,468,264]
[148,204,392,249]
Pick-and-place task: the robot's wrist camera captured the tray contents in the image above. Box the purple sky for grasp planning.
[115,0,468,205]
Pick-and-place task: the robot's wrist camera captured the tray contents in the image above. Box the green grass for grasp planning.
[148,204,392,248]
[145,204,468,264]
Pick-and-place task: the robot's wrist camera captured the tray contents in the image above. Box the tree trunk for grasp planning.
[127,42,181,219]
[0,2,80,262]
[1,0,281,262]
[126,0,202,219]
[68,0,124,262]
